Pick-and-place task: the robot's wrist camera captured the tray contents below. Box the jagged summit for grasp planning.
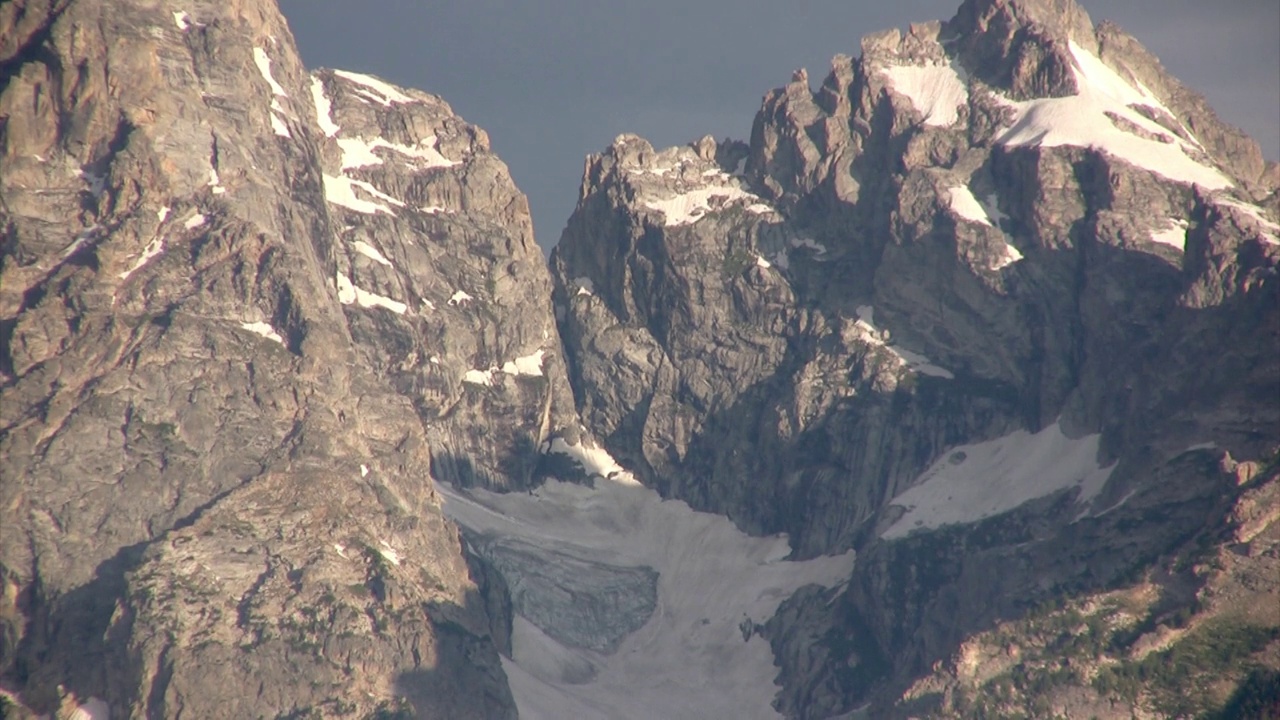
[3,0,1277,718]
[1,0,575,717]
[547,0,1279,716]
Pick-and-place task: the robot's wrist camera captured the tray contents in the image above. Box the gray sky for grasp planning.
[280,0,1280,250]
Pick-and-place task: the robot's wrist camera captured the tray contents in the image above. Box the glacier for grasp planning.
[437,475,855,720]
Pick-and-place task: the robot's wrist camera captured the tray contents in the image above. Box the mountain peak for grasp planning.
[952,0,1096,41]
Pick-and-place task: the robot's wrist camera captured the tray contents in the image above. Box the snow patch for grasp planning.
[377,540,402,566]
[352,240,393,266]
[463,368,496,386]
[335,272,407,314]
[252,47,292,137]
[948,188,1022,268]
[157,206,170,223]
[183,214,206,230]
[322,174,403,215]
[310,76,340,137]
[269,112,290,137]
[993,241,1023,270]
[1091,490,1137,519]
[644,182,764,226]
[240,321,283,344]
[1215,198,1280,245]
[252,47,288,97]
[333,70,414,105]
[948,186,996,227]
[119,236,166,279]
[1184,442,1218,453]
[981,193,1009,225]
[755,255,772,269]
[69,697,110,720]
[1216,198,1280,231]
[573,277,594,296]
[78,169,105,198]
[60,225,100,260]
[544,437,637,485]
[994,42,1231,190]
[1069,42,1169,112]
[337,135,456,171]
[502,350,546,377]
[789,236,828,256]
[853,305,954,379]
[448,290,474,306]
[1149,219,1189,251]
[333,543,349,559]
[360,464,370,477]
[173,11,190,30]
[207,167,225,194]
[882,421,1116,539]
[879,61,969,127]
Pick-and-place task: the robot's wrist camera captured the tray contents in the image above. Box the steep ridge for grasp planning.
[0,0,575,716]
[549,0,1280,715]
[309,67,580,493]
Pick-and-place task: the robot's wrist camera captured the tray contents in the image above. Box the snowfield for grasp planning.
[879,61,969,127]
[436,472,854,720]
[995,42,1232,190]
[881,421,1116,540]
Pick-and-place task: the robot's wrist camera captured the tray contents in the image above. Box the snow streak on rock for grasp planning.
[995,42,1232,190]
[333,70,415,105]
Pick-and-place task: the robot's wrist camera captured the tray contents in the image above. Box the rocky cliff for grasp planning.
[549,0,1280,715]
[0,0,575,716]
[3,0,1278,717]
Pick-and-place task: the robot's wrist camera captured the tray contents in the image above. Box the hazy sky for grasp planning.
[280,0,1280,249]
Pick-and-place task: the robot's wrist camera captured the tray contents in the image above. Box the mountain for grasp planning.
[546,0,1279,716]
[2,0,1278,718]
[0,0,579,716]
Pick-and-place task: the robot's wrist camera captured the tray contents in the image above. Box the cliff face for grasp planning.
[0,0,569,716]
[549,0,1279,715]
[2,0,1278,717]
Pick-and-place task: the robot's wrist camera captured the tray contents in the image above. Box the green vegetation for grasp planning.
[945,590,1280,719]
[1213,668,1280,720]
[1093,617,1279,718]
[366,698,414,720]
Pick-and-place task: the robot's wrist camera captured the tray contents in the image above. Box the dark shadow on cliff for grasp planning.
[3,540,149,714]
[430,434,542,492]
[390,553,518,720]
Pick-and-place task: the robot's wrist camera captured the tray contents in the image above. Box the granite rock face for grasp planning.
[3,0,1278,717]
[550,0,1279,715]
[0,0,569,716]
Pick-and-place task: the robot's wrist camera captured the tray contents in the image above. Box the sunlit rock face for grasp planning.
[2,0,1277,718]
[547,0,1279,716]
[0,0,572,716]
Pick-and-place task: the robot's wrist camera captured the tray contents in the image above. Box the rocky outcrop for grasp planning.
[549,0,1279,715]
[2,0,1277,716]
[309,66,579,493]
[0,0,568,716]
